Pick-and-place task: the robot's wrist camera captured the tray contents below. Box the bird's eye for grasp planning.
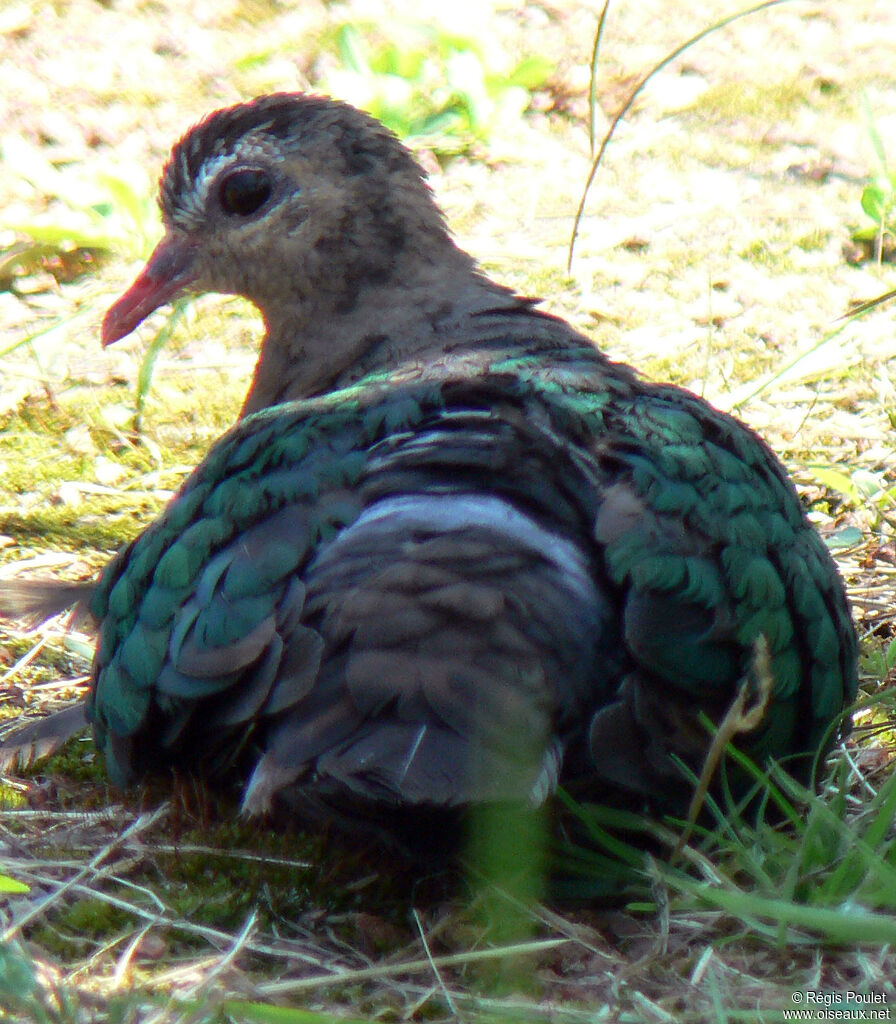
[218,169,272,216]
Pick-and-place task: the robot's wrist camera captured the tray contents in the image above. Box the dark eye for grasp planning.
[218,169,272,216]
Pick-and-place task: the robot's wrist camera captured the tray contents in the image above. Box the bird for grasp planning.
[0,93,857,849]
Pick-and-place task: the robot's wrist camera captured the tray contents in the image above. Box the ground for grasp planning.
[1,1,896,1021]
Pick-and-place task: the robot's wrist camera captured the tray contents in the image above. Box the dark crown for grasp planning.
[159,92,427,222]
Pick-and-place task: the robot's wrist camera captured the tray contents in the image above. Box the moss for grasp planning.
[30,898,132,960]
[0,505,147,553]
[794,229,830,252]
[738,239,798,272]
[221,0,290,29]
[8,751,424,953]
[59,896,132,940]
[481,262,575,302]
[27,734,106,786]
[0,782,27,809]
[686,79,809,125]
[0,363,244,561]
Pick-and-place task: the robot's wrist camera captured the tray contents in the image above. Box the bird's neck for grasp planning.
[239,251,529,417]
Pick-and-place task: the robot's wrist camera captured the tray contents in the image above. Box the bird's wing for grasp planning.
[88,372,617,813]
[572,383,857,803]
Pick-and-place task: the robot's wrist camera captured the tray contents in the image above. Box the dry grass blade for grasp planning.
[587,0,613,157]
[256,938,569,998]
[673,636,774,858]
[567,0,801,270]
[179,908,259,1003]
[2,804,169,940]
[840,286,896,320]
[411,907,461,1020]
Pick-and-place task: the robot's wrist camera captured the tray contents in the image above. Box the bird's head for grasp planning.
[102,93,454,347]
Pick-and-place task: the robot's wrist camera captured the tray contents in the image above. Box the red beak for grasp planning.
[102,234,199,347]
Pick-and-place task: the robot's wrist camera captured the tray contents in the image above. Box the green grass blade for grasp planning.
[134,298,191,433]
[671,876,896,945]
[220,1003,376,1024]
[860,90,890,178]
[0,876,28,894]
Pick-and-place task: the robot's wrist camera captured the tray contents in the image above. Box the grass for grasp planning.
[2,0,896,1021]
[5,735,894,1021]
[316,20,554,157]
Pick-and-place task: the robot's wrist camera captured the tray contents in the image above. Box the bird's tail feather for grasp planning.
[0,579,96,625]
[0,702,89,773]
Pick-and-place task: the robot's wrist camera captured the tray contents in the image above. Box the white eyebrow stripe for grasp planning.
[173,151,239,227]
[171,137,283,229]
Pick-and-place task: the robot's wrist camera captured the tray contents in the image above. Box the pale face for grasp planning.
[103,95,447,345]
